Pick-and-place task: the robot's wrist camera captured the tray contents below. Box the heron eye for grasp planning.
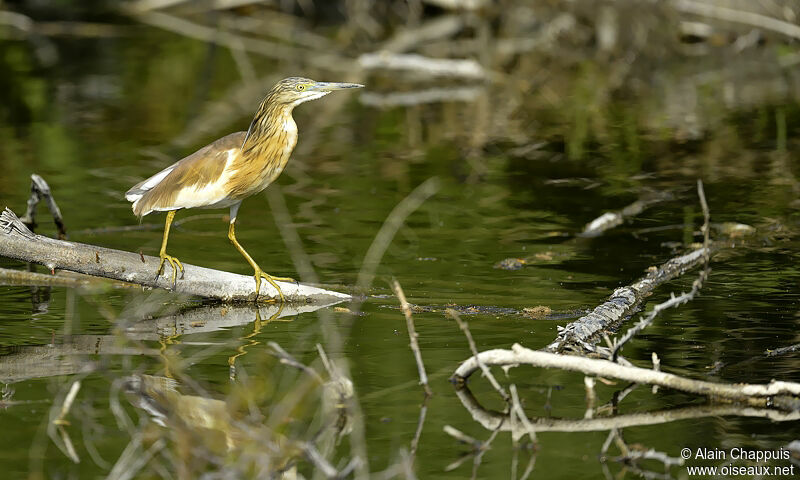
[296,84,305,91]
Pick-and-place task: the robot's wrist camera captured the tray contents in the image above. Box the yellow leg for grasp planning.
[228,221,293,302]
[156,210,184,287]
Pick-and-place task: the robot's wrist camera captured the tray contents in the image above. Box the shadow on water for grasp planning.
[1,0,800,478]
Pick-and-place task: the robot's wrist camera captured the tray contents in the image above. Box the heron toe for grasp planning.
[253,268,289,302]
[156,253,184,288]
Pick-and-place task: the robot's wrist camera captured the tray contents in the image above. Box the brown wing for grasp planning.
[127,132,246,217]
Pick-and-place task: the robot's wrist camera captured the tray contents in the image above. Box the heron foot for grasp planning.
[156,253,184,288]
[253,268,292,302]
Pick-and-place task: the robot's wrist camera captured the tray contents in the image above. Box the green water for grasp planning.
[1,17,800,480]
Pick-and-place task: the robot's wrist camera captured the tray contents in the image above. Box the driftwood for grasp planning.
[440,188,795,480]
[448,184,800,423]
[545,246,709,353]
[579,191,673,238]
[357,52,486,80]
[359,87,483,107]
[550,181,717,353]
[453,344,800,411]
[0,208,350,304]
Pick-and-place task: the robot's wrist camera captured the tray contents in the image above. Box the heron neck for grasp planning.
[240,102,295,156]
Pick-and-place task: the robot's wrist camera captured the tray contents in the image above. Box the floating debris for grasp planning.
[522,306,553,319]
[494,258,527,270]
[716,222,755,237]
[333,307,367,316]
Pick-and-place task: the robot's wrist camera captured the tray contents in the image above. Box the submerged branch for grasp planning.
[0,208,349,304]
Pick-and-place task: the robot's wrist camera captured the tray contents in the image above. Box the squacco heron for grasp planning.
[125,77,363,301]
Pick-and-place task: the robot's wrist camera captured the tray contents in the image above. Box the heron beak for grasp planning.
[311,82,365,92]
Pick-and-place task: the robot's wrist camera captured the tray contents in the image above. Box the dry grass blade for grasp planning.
[391,278,432,397]
[355,177,440,294]
[52,380,81,426]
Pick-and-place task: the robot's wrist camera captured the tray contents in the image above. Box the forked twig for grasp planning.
[267,341,325,384]
[509,384,536,443]
[19,174,67,239]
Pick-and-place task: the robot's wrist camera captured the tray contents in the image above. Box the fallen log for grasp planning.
[0,208,350,304]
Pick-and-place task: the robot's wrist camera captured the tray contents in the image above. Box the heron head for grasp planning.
[270,77,363,107]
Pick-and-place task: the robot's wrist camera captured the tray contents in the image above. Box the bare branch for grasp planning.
[509,385,536,443]
[128,9,352,72]
[267,341,325,384]
[456,389,800,436]
[52,380,81,426]
[447,309,510,402]
[673,0,800,42]
[422,0,487,11]
[358,52,486,80]
[19,174,67,239]
[454,344,800,410]
[360,87,483,108]
[443,425,481,448]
